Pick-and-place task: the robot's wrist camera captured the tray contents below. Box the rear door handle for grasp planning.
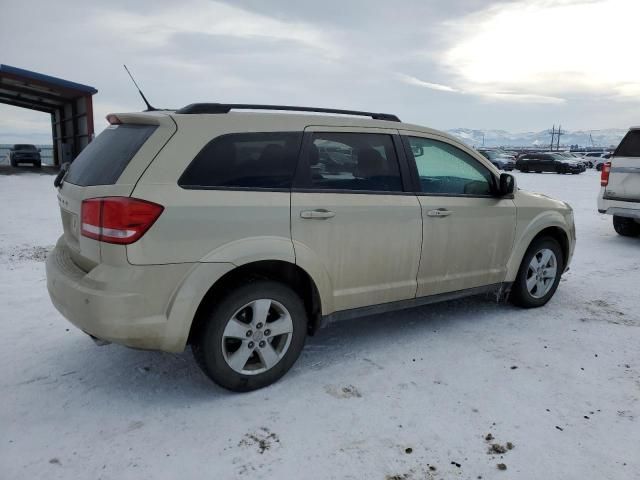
[426,208,452,217]
[300,209,336,220]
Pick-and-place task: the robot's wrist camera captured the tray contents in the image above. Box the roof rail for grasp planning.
[174,103,401,122]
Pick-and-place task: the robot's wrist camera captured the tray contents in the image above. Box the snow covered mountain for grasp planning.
[447,128,627,149]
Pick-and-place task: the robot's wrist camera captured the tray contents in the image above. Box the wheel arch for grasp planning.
[505,221,572,282]
[186,260,323,346]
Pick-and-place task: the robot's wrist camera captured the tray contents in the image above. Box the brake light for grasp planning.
[600,162,611,187]
[81,197,163,244]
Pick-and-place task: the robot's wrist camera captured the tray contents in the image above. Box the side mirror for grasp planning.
[499,173,516,196]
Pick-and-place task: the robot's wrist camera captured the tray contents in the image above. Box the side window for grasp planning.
[178,132,302,189]
[407,137,494,196]
[300,132,403,192]
[615,131,640,157]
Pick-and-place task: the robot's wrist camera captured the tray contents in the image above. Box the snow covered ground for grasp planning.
[1,168,638,480]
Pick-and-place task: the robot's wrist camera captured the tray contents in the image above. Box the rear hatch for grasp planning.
[605,128,640,202]
[56,113,176,270]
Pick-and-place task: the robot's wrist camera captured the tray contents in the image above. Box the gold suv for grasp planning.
[46,104,575,391]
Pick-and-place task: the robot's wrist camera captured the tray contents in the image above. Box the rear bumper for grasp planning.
[46,239,196,352]
[597,189,640,218]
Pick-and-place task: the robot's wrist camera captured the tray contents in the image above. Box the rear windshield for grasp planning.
[14,144,37,150]
[615,131,640,157]
[65,124,157,186]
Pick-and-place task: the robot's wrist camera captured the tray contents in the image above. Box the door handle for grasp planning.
[426,208,452,217]
[300,209,336,220]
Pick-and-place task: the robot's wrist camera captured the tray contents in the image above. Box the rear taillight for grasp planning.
[81,197,163,245]
[600,162,611,187]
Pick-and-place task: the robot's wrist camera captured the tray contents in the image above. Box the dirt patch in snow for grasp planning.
[385,466,437,480]
[3,245,52,263]
[238,427,280,454]
[324,384,362,398]
[582,299,638,327]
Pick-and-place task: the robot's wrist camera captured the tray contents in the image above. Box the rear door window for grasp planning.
[179,132,302,189]
[65,124,157,186]
[615,131,640,157]
[296,132,403,192]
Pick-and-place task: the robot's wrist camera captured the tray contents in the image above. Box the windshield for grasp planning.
[13,144,37,151]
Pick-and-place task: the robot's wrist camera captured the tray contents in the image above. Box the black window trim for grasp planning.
[400,135,500,198]
[177,131,304,192]
[291,130,414,195]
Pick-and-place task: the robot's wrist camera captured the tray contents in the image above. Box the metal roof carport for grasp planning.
[0,64,97,166]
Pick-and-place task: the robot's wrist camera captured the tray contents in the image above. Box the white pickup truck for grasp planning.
[598,127,640,236]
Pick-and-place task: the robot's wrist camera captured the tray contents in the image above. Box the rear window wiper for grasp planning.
[54,162,70,188]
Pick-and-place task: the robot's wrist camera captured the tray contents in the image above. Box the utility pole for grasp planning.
[556,124,563,151]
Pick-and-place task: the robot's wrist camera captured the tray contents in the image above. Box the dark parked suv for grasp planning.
[516,152,585,174]
[478,149,515,171]
[9,144,41,168]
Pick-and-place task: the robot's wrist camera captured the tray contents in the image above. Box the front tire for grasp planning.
[613,215,640,237]
[192,280,307,392]
[511,237,563,308]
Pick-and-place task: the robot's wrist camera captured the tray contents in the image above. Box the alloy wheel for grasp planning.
[525,248,558,299]
[221,299,294,375]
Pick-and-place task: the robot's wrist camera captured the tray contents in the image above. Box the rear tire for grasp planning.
[511,237,564,308]
[192,280,307,392]
[613,216,640,237]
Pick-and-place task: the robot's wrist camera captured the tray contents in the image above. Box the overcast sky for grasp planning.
[1,0,638,143]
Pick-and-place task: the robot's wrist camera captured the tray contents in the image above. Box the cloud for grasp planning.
[397,74,459,92]
[98,0,341,58]
[440,0,640,101]
[1,0,638,139]
[479,92,566,104]
[397,74,565,104]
